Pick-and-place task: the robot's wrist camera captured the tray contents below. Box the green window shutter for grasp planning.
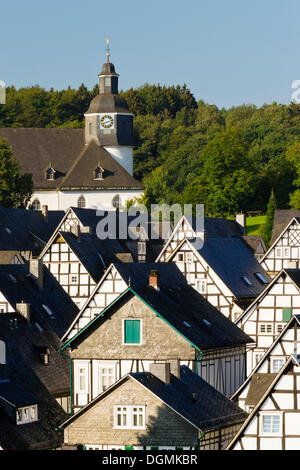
[124,320,140,344]
[175,447,183,450]
[282,308,292,322]
[125,446,134,450]
[150,447,158,450]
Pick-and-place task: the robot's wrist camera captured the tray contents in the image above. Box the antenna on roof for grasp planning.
[106,37,111,63]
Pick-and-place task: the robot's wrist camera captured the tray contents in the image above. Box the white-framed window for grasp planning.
[259,323,273,334]
[114,405,146,429]
[112,195,121,209]
[138,242,146,255]
[99,363,116,392]
[196,279,207,294]
[69,274,78,284]
[16,405,38,425]
[271,357,285,373]
[275,247,290,259]
[253,350,264,368]
[31,199,41,211]
[276,323,285,334]
[260,412,282,436]
[185,252,193,263]
[177,253,184,262]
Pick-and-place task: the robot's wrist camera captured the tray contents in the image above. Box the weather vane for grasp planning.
[106,38,111,62]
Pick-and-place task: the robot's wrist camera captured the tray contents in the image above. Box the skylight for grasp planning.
[8,274,17,283]
[42,304,55,319]
[242,276,252,286]
[183,321,191,328]
[5,227,12,234]
[255,272,268,284]
[203,319,211,327]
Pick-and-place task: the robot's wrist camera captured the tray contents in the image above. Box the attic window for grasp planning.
[46,167,55,180]
[255,273,268,284]
[94,166,104,180]
[242,276,252,286]
[16,405,38,425]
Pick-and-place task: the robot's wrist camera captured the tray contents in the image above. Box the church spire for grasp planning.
[98,38,119,95]
[106,37,111,63]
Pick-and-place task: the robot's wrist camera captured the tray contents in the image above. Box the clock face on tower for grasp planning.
[100,114,114,129]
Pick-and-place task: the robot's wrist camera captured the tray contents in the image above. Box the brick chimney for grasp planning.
[16,302,30,322]
[149,362,170,384]
[29,259,43,289]
[149,270,159,290]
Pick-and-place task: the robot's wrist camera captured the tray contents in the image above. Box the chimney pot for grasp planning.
[236,213,246,235]
[149,270,159,290]
[42,205,48,219]
[16,303,30,322]
[29,259,43,289]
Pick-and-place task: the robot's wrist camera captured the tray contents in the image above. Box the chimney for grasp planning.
[16,302,30,322]
[236,213,246,235]
[149,270,159,290]
[149,362,170,384]
[29,259,43,289]
[42,205,48,220]
[169,359,181,379]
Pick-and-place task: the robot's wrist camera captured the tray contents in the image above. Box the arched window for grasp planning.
[31,199,41,211]
[0,340,6,365]
[78,195,86,208]
[112,194,121,209]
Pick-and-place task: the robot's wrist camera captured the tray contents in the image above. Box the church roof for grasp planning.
[85,94,130,114]
[0,128,144,191]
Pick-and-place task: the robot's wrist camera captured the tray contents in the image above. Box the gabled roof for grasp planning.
[61,262,190,341]
[235,269,300,325]
[244,373,277,406]
[0,263,79,340]
[183,215,244,238]
[0,128,144,191]
[60,366,247,432]
[62,284,253,353]
[227,356,295,450]
[0,204,64,253]
[231,314,300,401]
[261,215,300,264]
[0,381,38,408]
[270,210,300,246]
[167,237,270,300]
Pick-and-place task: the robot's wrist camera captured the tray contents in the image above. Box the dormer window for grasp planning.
[31,199,41,211]
[46,167,55,180]
[78,195,86,208]
[112,194,121,209]
[94,166,104,180]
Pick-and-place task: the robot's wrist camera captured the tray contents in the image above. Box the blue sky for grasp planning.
[1,0,300,108]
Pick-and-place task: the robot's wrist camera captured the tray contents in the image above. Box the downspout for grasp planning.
[195,350,204,375]
[58,348,73,416]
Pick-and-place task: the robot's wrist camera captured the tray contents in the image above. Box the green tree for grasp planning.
[262,189,277,247]
[0,138,33,208]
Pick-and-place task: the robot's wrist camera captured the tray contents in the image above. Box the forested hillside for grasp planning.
[1,83,300,217]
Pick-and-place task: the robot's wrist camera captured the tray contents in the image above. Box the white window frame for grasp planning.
[275,247,290,259]
[16,405,38,425]
[271,357,285,373]
[185,252,193,263]
[114,405,146,430]
[259,412,283,437]
[276,323,285,334]
[122,318,142,346]
[253,350,264,369]
[98,362,117,392]
[138,242,146,255]
[177,253,184,262]
[0,303,7,313]
[196,279,207,294]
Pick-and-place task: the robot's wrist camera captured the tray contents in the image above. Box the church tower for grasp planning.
[84,40,134,176]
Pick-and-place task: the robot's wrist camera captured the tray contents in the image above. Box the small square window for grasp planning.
[69,275,78,284]
[261,414,282,435]
[124,320,141,345]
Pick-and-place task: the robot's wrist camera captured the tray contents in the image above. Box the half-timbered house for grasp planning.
[231,313,300,413]
[157,236,270,321]
[227,355,300,450]
[60,271,253,413]
[235,269,300,376]
[260,211,300,277]
[0,261,79,412]
[60,363,247,451]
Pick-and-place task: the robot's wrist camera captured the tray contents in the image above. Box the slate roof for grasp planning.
[60,366,247,432]
[114,262,188,288]
[270,210,300,246]
[244,373,277,406]
[193,237,271,299]
[0,128,144,191]
[0,264,79,340]
[0,329,68,450]
[63,284,253,352]
[242,235,266,254]
[0,204,64,254]
[187,216,244,238]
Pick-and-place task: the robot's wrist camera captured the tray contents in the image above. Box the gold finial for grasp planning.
[106,37,110,63]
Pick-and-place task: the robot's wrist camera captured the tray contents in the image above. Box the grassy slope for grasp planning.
[246,215,266,236]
